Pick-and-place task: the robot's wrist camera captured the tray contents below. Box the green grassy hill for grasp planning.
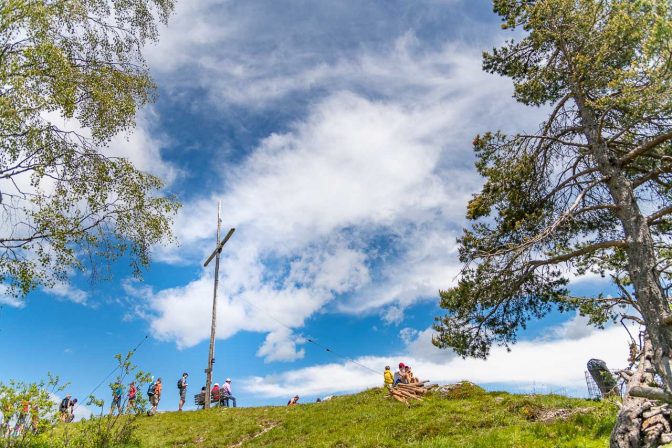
[125,382,614,447]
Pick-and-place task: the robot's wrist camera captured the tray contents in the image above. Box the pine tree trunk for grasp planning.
[573,94,672,395]
[569,92,672,447]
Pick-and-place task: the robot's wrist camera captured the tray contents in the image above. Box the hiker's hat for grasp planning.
[214,383,219,386]
[399,362,405,368]
[226,378,231,382]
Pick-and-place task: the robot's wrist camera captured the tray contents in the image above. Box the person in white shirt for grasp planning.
[220,378,237,408]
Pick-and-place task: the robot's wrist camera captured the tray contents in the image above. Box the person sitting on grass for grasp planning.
[384,366,394,388]
[394,363,407,386]
[405,366,417,384]
[287,395,300,406]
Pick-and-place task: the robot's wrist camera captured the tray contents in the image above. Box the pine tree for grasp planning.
[433,1,672,445]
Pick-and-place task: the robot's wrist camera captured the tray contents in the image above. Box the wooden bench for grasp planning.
[194,392,233,408]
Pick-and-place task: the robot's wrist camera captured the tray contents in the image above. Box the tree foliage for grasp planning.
[0,375,65,447]
[434,0,672,385]
[0,0,179,297]
[52,351,153,448]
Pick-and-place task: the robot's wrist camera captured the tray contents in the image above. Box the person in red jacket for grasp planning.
[127,382,137,412]
[211,383,220,402]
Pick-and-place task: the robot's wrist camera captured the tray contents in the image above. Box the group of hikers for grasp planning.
[110,373,240,415]
[8,363,416,432]
[384,362,419,387]
[56,371,238,422]
[5,364,416,435]
[2,399,41,437]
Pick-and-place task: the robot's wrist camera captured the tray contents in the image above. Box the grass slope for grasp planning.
[129,383,615,447]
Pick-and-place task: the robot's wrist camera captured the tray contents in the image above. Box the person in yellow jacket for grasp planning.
[383,366,394,388]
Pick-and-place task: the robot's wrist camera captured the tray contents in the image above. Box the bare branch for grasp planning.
[629,385,672,403]
[647,206,672,225]
[619,131,672,166]
[530,239,627,266]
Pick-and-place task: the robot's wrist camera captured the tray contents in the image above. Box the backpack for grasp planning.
[177,379,183,390]
[59,398,69,412]
[147,383,156,396]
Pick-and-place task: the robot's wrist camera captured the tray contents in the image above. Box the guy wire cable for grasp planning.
[235,294,379,375]
[73,334,149,412]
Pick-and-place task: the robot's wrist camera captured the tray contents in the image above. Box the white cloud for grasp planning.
[44,282,89,305]
[107,109,179,185]
[399,327,419,345]
[42,109,177,185]
[546,313,596,341]
[381,306,405,326]
[125,257,330,357]
[0,295,23,308]
[140,37,542,355]
[402,326,457,364]
[257,328,307,363]
[137,1,549,359]
[146,1,478,110]
[241,319,634,398]
[341,226,463,315]
[141,88,473,353]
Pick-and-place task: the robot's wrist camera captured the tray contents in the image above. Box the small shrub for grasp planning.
[0,375,64,448]
[441,381,487,399]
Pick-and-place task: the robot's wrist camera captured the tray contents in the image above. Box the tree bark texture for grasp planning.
[573,93,672,398]
[611,340,672,447]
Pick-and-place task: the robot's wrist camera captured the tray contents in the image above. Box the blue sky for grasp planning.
[1,0,635,414]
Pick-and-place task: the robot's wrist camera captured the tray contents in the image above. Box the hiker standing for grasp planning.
[67,398,77,422]
[2,400,12,437]
[110,383,123,415]
[384,366,394,388]
[147,378,162,416]
[58,395,71,422]
[177,373,188,411]
[127,381,137,412]
[13,400,29,436]
[221,378,237,408]
[30,404,39,433]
